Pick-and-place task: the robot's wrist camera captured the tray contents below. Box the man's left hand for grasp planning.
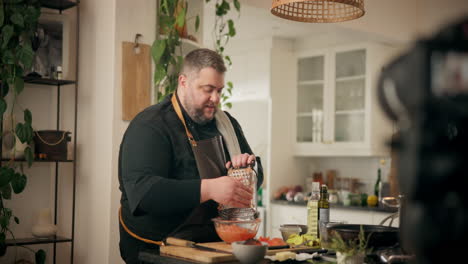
[226,153,255,169]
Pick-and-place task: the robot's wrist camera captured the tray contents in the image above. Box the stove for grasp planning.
[374,247,415,264]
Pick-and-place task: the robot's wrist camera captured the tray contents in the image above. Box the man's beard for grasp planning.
[184,100,217,125]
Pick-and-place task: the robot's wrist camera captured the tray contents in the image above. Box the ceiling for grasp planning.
[204,0,344,41]
[204,0,440,45]
[239,0,271,9]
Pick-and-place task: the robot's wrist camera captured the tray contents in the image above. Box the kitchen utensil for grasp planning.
[165,237,231,254]
[122,41,151,121]
[327,224,399,249]
[231,241,268,264]
[219,166,258,221]
[218,208,258,221]
[212,217,260,243]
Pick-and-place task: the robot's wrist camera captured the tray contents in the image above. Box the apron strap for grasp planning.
[171,93,197,147]
[119,206,165,246]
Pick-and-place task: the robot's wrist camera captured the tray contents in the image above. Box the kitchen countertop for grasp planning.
[138,249,334,264]
[271,200,398,213]
[139,250,387,264]
[139,250,386,264]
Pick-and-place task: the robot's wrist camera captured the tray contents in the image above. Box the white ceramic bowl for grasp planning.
[231,241,268,264]
[279,224,304,241]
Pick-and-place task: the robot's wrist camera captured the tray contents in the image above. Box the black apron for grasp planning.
[119,92,228,247]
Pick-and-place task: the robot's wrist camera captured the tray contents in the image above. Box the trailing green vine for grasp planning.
[0,0,44,263]
[206,0,240,109]
[152,0,240,109]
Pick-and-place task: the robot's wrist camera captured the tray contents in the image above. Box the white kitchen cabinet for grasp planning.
[270,204,307,238]
[294,43,396,156]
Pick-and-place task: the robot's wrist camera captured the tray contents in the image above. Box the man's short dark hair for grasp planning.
[181,48,226,77]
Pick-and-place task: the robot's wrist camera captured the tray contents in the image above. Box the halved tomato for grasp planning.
[268,237,287,246]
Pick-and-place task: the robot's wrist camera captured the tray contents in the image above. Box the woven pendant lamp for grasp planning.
[271,0,365,23]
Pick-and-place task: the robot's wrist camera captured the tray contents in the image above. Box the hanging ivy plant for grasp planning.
[152,0,240,109]
[206,0,240,109]
[0,0,44,263]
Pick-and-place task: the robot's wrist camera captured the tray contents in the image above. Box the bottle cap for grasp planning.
[312,182,320,192]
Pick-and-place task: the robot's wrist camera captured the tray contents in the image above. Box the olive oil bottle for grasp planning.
[307,182,320,237]
[319,184,330,223]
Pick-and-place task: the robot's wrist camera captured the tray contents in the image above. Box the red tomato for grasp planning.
[268,237,287,246]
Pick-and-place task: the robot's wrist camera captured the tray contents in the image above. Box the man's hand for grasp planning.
[200,176,253,207]
[226,153,256,169]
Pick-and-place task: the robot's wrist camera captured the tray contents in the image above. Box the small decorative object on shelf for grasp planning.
[32,208,58,238]
[34,130,72,161]
[56,66,63,80]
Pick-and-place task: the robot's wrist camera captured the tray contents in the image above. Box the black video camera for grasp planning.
[378,18,468,264]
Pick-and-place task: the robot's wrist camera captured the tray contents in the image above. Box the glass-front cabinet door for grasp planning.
[296,55,325,143]
[294,43,393,156]
[333,49,366,143]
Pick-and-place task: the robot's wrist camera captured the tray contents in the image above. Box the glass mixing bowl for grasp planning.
[212,217,261,243]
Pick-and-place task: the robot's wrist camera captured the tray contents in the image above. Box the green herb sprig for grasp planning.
[329,225,372,257]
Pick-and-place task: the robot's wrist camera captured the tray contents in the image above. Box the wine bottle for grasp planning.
[375,168,382,195]
[319,184,330,223]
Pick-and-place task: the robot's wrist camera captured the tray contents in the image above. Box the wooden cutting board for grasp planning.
[160,245,236,263]
[122,41,151,121]
[160,242,322,263]
[200,242,321,255]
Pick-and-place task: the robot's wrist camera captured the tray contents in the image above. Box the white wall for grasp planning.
[74,0,116,263]
[109,1,157,263]
[77,0,157,263]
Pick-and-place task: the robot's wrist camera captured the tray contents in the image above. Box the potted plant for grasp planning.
[152,0,239,108]
[329,225,372,264]
[0,0,45,263]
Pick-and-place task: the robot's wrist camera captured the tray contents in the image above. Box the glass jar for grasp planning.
[328,190,339,204]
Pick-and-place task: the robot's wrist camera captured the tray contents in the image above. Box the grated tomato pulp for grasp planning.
[216,224,257,243]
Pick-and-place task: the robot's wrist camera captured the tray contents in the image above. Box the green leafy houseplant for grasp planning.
[0,0,45,263]
[329,226,372,264]
[207,0,240,109]
[152,0,190,103]
[152,0,240,108]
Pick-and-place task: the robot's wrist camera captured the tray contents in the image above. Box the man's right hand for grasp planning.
[200,176,253,207]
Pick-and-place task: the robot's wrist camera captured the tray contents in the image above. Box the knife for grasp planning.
[165,237,232,254]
